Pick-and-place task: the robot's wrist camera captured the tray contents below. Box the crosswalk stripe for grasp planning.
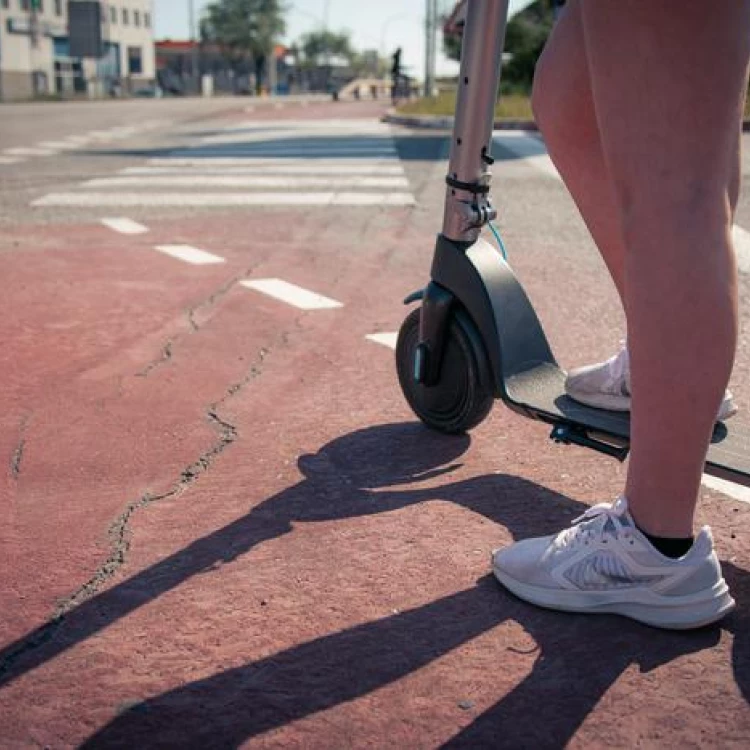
[83,175,410,189]
[4,147,57,156]
[123,165,405,175]
[154,244,225,265]
[241,279,343,310]
[33,192,416,207]
[172,148,398,157]
[146,157,401,166]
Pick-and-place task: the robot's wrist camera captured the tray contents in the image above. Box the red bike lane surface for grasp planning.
[2,149,750,743]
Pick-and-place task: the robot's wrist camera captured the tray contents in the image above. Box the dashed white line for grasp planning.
[154,244,225,265]
[0,156,25,165]
[240,279,343,310]
[84,175,410,189]
[365,332,398,349]
[33,192,416,207]
[100,217,149,235]
[702,474,750,505]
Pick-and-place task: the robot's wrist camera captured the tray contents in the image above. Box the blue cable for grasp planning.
[488,220,508,262]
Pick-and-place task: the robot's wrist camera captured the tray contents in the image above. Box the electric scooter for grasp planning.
[395,0,750,488]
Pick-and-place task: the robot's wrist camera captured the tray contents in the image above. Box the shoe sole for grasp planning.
[493,565,736,630]
[564,389,738,423]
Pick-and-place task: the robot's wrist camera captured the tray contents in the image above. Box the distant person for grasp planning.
[391,48,403,103]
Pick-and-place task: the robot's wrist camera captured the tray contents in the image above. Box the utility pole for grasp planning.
[188,0,199,94]
[423,0,437,97]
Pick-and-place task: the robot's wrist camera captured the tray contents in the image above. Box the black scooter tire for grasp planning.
[396,306,494,434]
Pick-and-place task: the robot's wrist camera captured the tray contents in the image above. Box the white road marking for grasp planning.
[63,135,93,145]
[3,147,57,156]
[365,332,398,349]
[154,244,225,265]
[84,175,410,189]
[702,474,750,505]
[241,278,342,310]
[178,148,398,157]
[0,156,25,164]
[33,192,416,207]
[244,106,255,113]
[123,165,405,175]
[492,131,559,179]
[146,157,401,166]
[37,141,81,150]
[731,224,750,274]
[100,217,149,235]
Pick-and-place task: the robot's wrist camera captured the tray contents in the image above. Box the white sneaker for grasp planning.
[492,496,735,630]
[565,344,737,421]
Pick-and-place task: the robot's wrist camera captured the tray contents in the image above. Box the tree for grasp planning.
[441,0,556,93]
[201,0,285,95]
[297,29,355,68]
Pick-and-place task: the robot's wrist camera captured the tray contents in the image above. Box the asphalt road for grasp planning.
[1,97,750,747]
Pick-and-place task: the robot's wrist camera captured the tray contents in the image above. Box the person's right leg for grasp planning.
[492,0,749,629]
[579,0,749,537]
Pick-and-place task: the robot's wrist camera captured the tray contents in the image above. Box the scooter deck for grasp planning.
[505,362,750,486]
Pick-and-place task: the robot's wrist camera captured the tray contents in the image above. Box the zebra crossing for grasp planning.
[32,119,416,209]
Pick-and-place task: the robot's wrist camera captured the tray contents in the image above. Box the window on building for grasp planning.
[36,0,43,11]
[20,0,29,9]
[110,6,116,23]
[1,0,9,9]
[54,0,62,16]
[122,7,128,24]
[144,11,150,28]
[133,9,140,26]
[128,46,142,75]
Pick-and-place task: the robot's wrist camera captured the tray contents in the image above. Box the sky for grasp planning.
[153,0,534,78]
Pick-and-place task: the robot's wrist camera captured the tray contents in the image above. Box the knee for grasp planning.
[530,47,599,153]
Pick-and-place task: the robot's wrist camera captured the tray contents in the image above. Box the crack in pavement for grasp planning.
[10,415,30,480]
[137,268,258,378]
[0,326,293,682]
[54,341,277,618]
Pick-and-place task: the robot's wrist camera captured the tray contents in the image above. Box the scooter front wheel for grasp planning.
[396,307,494,434]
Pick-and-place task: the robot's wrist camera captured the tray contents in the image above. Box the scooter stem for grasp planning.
[442,0,509,243]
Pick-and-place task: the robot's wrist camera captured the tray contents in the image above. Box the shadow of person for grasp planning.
[0,422,469,688]
[67,422,748,749]
[80,574,746,749]
[3,422,747,750]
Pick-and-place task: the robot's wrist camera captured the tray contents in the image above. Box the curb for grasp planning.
[386,110,750,133]
[383,110,538,131]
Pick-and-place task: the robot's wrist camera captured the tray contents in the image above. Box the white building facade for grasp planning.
[0,0,155,100]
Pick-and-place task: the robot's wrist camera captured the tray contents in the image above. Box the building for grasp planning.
[0,0,155,100]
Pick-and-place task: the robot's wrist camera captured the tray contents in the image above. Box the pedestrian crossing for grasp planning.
[32,119,416,209]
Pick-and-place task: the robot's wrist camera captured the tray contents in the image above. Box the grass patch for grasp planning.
[401,90,750,121]
[397,91,534,120]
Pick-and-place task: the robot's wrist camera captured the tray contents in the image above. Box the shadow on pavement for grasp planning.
[1,423,747,748]
[74,135,450,163]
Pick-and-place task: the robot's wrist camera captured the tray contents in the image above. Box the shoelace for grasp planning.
[562,497,633,549]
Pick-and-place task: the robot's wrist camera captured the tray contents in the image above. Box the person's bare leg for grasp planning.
[578,0,750,537]
[532,0,743,307]
[531,0,627,303]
